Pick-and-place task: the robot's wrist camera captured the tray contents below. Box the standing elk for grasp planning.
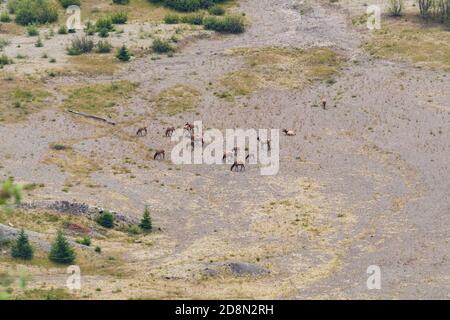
[184,123,194,135]
[154,150,165,160]
[257,137,271,151]
[136,127,148,137]
[165,126,175,137]
[231,161,245,172]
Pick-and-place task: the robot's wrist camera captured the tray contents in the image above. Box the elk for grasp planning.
[154,150,165,160]
[231,161,245,172]
[184,123,194,135]
[165,126,175,137]
[321,97,327,109]
[282,129,296,136]
[136,127,148,137]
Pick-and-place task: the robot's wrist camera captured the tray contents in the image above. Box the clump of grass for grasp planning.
[208,5,225,16]
[61,80,137,115]
[164,13,180,24]
[203,15,245,33]
[95,40,112,53]
[364,21,450,70]
[27,24,39,36]
[155,84,200,115]
[110,12,128,24]
[0,54,12,68]
[180,12,205,25]
[220,47,342,97]
[57,25,68,34]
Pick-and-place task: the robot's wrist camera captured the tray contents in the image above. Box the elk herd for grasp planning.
[136,122,296,173]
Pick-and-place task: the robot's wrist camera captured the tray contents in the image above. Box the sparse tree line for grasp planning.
[388,0,450,22]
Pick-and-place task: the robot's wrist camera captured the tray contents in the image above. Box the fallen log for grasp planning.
[67,109,116,126]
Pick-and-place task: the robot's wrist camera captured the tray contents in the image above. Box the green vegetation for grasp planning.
[62,81,137,115]
[95,40,112,53]
[0,177,22,208]
[203,14,244,33]
[27,24,39,36]
[48,230,76,264]
[139,207,152,231]
[96,211,114,229]
[0,12,12,23]
[155,84,200,115]
[149,0,227,12]
[11,229,34,260]
[116,45,131,61]
[59,0,81,8]
[110,12,128,24]
[152,38,175,53]
[76,236,91,246]
[8,0,58,25]
[66,36,94,55]
[113,0,130,4]
[0,54,12,68]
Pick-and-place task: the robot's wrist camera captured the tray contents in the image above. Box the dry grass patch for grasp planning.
[364,20,450,70]
[65,54,120,76]
[154,84,200,115]
[61,80,138,116]
[0,76,52,123]
[219,47,342,97]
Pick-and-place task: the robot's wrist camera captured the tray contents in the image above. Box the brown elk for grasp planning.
[184,123,194,135]
[165,126,175,137]
[231,161,245,172]
[321,97,327,109]
[136,127,148,137]
[154,150,165,160]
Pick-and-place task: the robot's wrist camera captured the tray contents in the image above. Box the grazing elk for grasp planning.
[165,126,175,137]
[282,129,296,136]
[154,150,165,160]
[231,161,245,172]
[136,127,148,137]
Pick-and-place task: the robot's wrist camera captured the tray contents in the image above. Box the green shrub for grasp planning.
[95,16,114,32]
[203,15,245,33]
[110,12,128,24]
[11,229,34,260]
[66,36,94,55]
[98,28,109,38]
[0,54,12,68]
[58,25,68,34]
[96,211,115,228]
[149,0,224,12]
[164,13,180,24]
[139,206,152,231]
[10,0,58,25]
[152,37,174,53]
[58,0,81,8]
[48,230,76,264]
[27,24,39,36]
[208,5,225,15]
[95,40,112,53]
[116,45,131,61]
[0,12,11,23]
[181,12,204,25]
[113,0,129,4]
[94,246,101,253]
[127,224,141,235]
[75,236,91,246]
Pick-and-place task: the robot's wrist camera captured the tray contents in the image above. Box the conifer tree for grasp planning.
[48,230,75,264]
[139,206,152,231]
[116,45,130,61]
[11,229,33,260]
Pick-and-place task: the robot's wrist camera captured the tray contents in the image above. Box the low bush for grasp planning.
[0,54,12,68]
[113,0,129,4]
[116,45,131,61]
[110,12,128,24]
[27,24,39,36]
[58,25,68,34]
[95,40,112,53]
[208,5,225,15]
[59,0,81,8]
[181,12,204,25]
[0,12,11,23]
[96,211,115,228]
[75,236,91,246]
[66,36,94,55]
[203,14,245,33]
[95,16,114,32]
[164,13,180,24]
[152,37,175,53]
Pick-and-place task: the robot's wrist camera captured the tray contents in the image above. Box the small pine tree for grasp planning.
[96,211,114,229]
[116,45,130,61]
[139,206,152,231]
[48,230,75,264]
[11,229,33,260]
